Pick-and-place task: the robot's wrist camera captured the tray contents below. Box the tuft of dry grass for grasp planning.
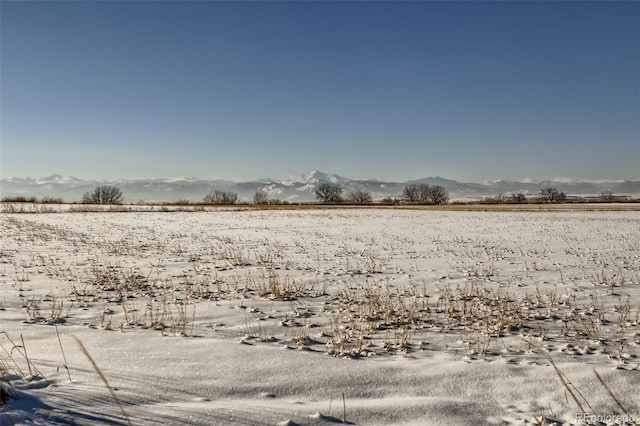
[0,332,48,407]
[74,337,132,426]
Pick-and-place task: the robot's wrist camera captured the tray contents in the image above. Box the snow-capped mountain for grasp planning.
[1,172,638,203]
[34,174,86,185]
[282,170,351,188]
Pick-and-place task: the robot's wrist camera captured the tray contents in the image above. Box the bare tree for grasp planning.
[426,185,449,205]
[494,193,507,203]
[203,190,238,205]
[347,189,373,204]
[509,192,527,203]
[315,182,343,203]
[82,185,124,204]
[401,183,448,204]
[538,187,566,203]
[380,197,399,205]
[253,189,269,205]
[401,184,423,203]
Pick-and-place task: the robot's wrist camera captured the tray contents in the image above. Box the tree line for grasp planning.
[2,184,624,206]
[312,182,450,205]
[62,183,452,205]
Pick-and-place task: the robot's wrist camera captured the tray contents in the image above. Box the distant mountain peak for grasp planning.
[282,170,348,186]
[158,177,199,183]
[35,174,86,185]
[550,177,580,184]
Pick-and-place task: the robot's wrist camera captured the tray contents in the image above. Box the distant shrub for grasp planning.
[473,192,532,204]
[1,196,37,203]
[40,196,64,204]
[380,197,399,205]
[480,197,499,205]
[600,190,615,202]
[2,196,65,204]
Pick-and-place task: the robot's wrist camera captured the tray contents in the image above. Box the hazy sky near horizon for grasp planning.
[1,1,638,182]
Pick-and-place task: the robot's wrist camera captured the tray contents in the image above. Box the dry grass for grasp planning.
[0,331,48,407]
[2,211,638,364]
[3,201,640,214]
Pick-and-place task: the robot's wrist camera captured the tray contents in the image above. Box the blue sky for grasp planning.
[1,1,638,182]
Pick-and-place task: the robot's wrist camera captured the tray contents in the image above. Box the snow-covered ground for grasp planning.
[1,209,639,425]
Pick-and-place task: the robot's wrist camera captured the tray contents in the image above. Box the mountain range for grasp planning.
[1,171,639,203]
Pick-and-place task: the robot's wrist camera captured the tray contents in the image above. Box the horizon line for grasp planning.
[1,171,637,185]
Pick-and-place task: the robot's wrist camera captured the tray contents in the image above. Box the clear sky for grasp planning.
[1,1,638,182]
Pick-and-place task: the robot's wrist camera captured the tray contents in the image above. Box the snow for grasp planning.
[281,171,350,188]
[34,175,85,185]
[156,177,199,183]
[1,208,639,425]
[551,178,626,185]
[551,177,581,184]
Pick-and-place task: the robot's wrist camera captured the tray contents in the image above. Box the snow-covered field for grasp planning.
[1,208,639,425]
